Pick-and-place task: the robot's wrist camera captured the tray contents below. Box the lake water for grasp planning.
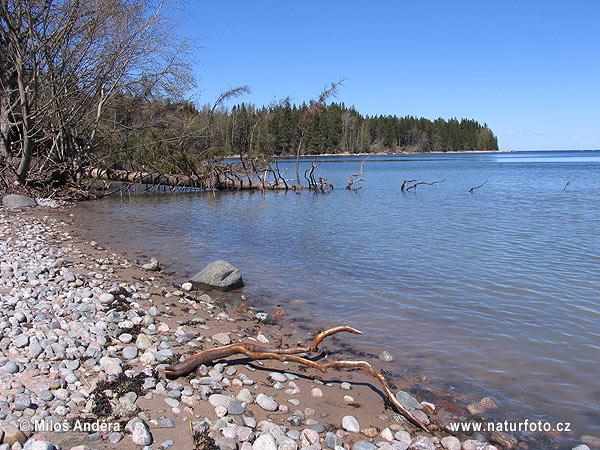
[75,151,600,438]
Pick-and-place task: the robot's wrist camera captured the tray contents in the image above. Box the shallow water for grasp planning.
[75,151,600,436]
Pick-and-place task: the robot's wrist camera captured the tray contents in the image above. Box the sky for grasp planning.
[173,0,599,151]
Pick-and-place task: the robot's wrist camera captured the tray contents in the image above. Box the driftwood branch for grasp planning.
[346,156,369,190]
[469,179,490,193]
[402,179,446,191]
[563,177,578,191]
[163,326,428,431]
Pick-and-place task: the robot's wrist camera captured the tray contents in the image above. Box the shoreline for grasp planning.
[0,204,591,450]
[225,150,507,159]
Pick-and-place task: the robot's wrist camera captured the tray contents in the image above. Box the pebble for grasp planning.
[237,388,253,404]
[269,372,288,383]
[440,436,461,450]
[108,432,123,443]
[123,346,138,359]
[353,442,377,450]
[131,420,153,445]
[342,415,360,433]
[489,431,517,449]
[252,433,278,450]
[228,400,245,415]
[408,436,435,450]
[212,332,231,345]
[3,361,18,374]
[311,387,323,398]
[395,391,422,411]
[256,393,278,411]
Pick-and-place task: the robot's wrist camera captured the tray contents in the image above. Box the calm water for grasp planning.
[75,151,600,436]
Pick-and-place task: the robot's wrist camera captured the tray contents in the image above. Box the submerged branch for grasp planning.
[469,179,490,193]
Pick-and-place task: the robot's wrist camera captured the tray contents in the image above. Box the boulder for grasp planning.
[190,260,243,291]
[2,194,37,208]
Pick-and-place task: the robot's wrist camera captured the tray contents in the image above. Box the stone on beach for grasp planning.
[256,393,278,411]
[342,415,360,433]
[395,391,422,411]
[190,260,244,291]
[2,194,37,208]
[440,436,461,450]
[131,420,153,445]
[142,257,160,271]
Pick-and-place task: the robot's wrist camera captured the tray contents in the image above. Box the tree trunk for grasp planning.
[15,53,33,183]
[80,167,302,191]
[0,91,11,159]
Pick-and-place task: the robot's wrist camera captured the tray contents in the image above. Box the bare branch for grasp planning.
[469,179,490,193]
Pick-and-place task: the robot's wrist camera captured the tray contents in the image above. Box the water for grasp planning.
[75,150,600,436]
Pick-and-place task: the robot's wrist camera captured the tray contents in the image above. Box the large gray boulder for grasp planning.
[2,194,37,208]
[190,260,243,291]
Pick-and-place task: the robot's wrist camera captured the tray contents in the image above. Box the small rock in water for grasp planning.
[190,260,244,291]
[379,350,394,362]
[580,436,600,448]
[142,258,160,271]
[342,415,360,433]
[490,431,517,449]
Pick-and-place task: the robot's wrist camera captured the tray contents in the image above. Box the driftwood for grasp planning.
[401,179,446,192]
[346,156,369,190]
[563,177,578,191]
[164,326,428,431]
[469,179,490,193]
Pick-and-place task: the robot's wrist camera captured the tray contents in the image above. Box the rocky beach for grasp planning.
[0,199,596,450]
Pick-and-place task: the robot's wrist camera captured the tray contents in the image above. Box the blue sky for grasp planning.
[175,1,599,151]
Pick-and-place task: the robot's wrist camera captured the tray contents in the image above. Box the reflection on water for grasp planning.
[76,151,600,435]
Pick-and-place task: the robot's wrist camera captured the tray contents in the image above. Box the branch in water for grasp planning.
[469,179,490,193]
[403,179,446,191]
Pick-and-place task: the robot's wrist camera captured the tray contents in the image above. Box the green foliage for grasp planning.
[217,103,498,156]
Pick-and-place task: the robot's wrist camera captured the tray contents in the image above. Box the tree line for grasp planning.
[221,102,498,157]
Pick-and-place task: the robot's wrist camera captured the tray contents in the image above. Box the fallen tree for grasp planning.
[163,326,429,431]
[79,166,302,192]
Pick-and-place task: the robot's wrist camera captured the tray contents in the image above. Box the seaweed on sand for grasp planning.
[90,370,147,417]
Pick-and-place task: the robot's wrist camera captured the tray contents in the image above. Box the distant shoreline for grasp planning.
[226,149,510,159]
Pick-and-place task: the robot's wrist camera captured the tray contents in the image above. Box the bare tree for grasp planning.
[294,80,344,186]
[0,0,194,184]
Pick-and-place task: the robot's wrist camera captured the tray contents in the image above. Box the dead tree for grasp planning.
[346,156,369,190]
[401,179,446,192]
[163,326,428,431]
[295,80,344,186]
